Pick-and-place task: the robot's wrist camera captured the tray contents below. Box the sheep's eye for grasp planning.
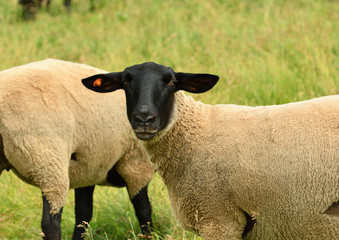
[123,73,132,85]
[163,74,175,86]
[168,78,175,87]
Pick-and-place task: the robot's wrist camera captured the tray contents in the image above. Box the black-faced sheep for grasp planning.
[82,62,339,240]
[0,59,154,240]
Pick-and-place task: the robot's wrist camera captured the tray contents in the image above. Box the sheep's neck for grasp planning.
[143,92,206,183]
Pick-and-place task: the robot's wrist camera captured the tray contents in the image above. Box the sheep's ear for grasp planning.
[82,72,124,93]
[175,72,219,93]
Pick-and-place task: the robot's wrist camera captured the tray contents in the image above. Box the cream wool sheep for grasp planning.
[82,62,339,240]
[0,59,154,240]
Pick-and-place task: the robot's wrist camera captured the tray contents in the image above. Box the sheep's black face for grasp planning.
[82,62,219,141]
[122,63,177,140]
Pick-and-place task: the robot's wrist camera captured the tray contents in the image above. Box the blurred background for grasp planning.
[0,0,338,239]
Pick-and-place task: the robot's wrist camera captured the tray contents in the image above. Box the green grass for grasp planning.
[0,0,338,239]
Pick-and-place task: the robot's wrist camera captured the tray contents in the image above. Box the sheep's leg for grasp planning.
[19,0,39,20]
[106,164,153,234]
[89,0,95,11]
[72,186,95,240]
[41,195,63,240]
[0,134,11,175]
[63,0,71,12]
[46,0,51,10]
[5,136,70,238]
[130,185,153,234]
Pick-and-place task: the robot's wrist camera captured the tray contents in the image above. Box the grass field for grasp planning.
[0,0,338,239]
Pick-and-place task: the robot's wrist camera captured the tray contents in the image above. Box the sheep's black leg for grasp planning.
[242,211,256,238]
[41,195,63,240]
[64,0,71,12]
[131,186,153,235]
[46,0,51,10]
[106,166,152,234]
[20,0,38,20]
[72,185,95,240]
[89,0,95,11]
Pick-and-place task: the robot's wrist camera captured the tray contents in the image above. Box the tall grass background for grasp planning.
[0,0,338,239]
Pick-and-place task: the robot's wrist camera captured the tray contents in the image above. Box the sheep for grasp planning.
[0,59,155,240]
[19,0,95,20]
[82,62,339,240]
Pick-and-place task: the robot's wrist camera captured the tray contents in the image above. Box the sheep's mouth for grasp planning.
[133,127,158,141]
[135,132,157,140]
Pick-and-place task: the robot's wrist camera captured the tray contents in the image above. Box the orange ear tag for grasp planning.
[93,78,102,87]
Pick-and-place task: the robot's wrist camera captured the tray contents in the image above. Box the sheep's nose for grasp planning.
[133,114,156,125]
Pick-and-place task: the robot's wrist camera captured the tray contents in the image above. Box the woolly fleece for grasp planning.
[143,91,339,240]
[0,59,154,214]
